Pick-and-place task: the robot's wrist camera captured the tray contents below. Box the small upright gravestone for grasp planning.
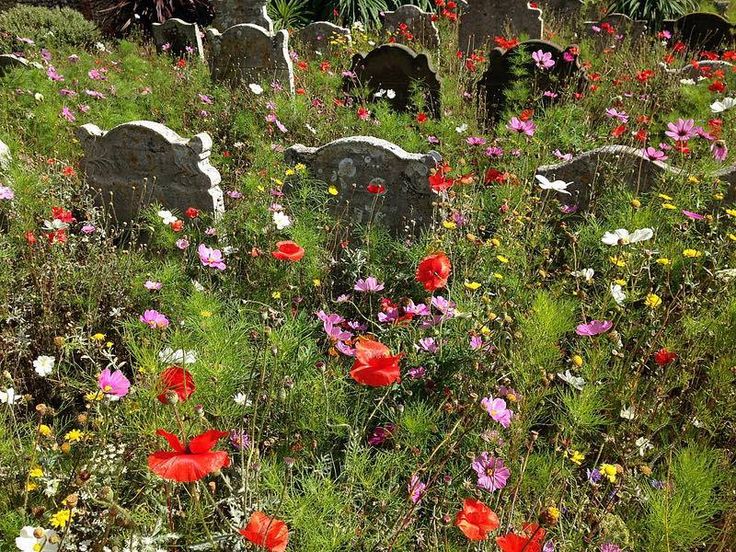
[211,0,273,32]
[343,44,441,118]
[207,24,294,93]
[381,5,440,49]
[152,18,205,60]
[459,0,543,53]
[284,136,441,236]
[0,139,11,170]
[76,121,223,224]
[0,54,29,77]
[477,40,585,126]
[662,12,736,51]
[297,22,351,55]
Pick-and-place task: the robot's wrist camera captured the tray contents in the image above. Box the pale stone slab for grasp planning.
[0,54,29,77]
[297,21,351,55]
[382,5,440,49]
[0,139,10,170]
[76,121,223,224]
[207,24,294,93]
[459,0,543,53]
[152,18,205,60]
[211,0,273,32]
[284,136,441,235]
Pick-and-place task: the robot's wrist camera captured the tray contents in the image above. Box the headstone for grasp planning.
[152,18,205,60]
[0,139,10,170]
[381,5,440,49]
[284,136,441,236]
[459,0,543,53]
[535,145,682,211]
[662,12,736,52]
[0,54,29,77]
[584,13,647,44]
[343,44,441,118]
[536,0,585,17]
[477,40,585,125]
[679,59,734,78]
[211,0,273,32]
[297,21,351,55]
[76,121,223,224]
[207,24,294,93]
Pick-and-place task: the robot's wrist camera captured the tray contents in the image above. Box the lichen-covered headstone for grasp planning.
[459,0,543,53]
[343,44,441,118]
[76,121,223,224]
[207,24,294,93]
[476,39,585,126]
[382,5,440,49]
[284,136,441,236]
[662,12,736,51]
[535,145,682,211]
[152,18,205,60]
[211,0,273,32]
[0,139,10,170]
[0,54,29,77]
[297,21,351,55]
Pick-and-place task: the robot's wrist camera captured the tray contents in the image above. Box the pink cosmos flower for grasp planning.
[408,475,427,504]
[197,243,226,270]
[467,136,486,146]
[711,140,728,162]
[481,396,513,428]
[575,320,613,336]
[605,108,628,123]
[139,309,169,329]
[553,149,572,161]
[88,68,107,81]
[85,90,106,100]
[98,368,131,399]
[60,106,75,122]
[682,210,704,220]
[0,185,14,200]
[46,65,64,82]
[642,147,667,161]
[354,276,384,292]
[81,224,96,234]
[418,337,438,353]
[472,453,510,492]
[485,146,504,157]
[664,118,695,142]
[532,49,555,70]
[507,117,536,136]
[144,280,163,290]
[175,238,189,250]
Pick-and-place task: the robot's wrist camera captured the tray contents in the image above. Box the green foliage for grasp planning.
[91,0,213,35]
[608,0,698,24]
[268,0,313,30]
[0,6,100,53]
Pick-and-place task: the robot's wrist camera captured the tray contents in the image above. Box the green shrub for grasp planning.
[0,5,100,53]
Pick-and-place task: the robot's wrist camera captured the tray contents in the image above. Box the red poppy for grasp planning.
[62,166,76,177]
[240,511,289,552]
[416,252,451,291]
[350,337,403,387]
[484,168,507,184]
[272,240,305,262]
[157,366,195,404]
[367,182,386,194]
[455,498,499,541]
[185,207,200,219]
[654,348,677,366]
[147,429,230,482]
[25,231,37,245]
[429,162,455,192]
[496,523,546,552]
[170,220,184,232]
[416,112,428,123]
[611,124,627,138]
[51,206,74,223]
[357,106,370,120]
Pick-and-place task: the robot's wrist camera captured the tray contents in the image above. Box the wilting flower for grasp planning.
[197,244,226,270]
[416,252,452,291]
[354,276,384,292]
[98,368,131,399]
[157,366,195,403]
[240,511,289,552]
[272,240,305,262]
[532,49,555,70]
[139,309,169,329]
[368,423,396,446]
[472,452,510,492]
[558,370,586,390]
[497,523,546,552]
[601,228,653,245]
[148,429,230,482]
[408,475,426,503]
[33,355,55,377]
[575,320,613,336]
[455,498,499,541]
[144,280,162,290]
[481,396,513,428]
[350,337,403,387]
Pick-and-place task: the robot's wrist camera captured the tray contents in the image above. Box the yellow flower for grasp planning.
[645,293,662,308]
[630,198,641,208]
[312,279,321,287]
[496,255,509,264]
[64,430,83,443]
[609,256,626,267]
[442,220,457,229]
[25,481,38,491]
[200,310,213,318]
[464,281,481,291]
[50,509,72,529]
[568,450,585,465]
[466,233,478,242]
[614,279,626,286]
[85,391,103,402]
[572,355,583,367]
[106,341,113,348]
[29,466,44,478]
[272,291,281,299]
[683,249,702,258]
[688,175,700,184]
[656,257,671,266]
[284,169,295,176]
[328,185,338,196]
[91,333,105,342]
[661,203,677,210]
[493,272,504,280]
[480,326,491,336]
[38,424,53,437]
[545,506,561,523]
[725,208,736,217]
[714,192,724,200]
[728,233,736,241]
[294,163,306,172]
[600,463,617,483]
[490,238,501,247]
[657,193,673,201]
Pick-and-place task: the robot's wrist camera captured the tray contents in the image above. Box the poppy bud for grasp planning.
[36,403,48,416]
[33,527,45,539]
[164,389,179,404]
[77,414,88,424]
[208,481,216,494]
[61,442,71,454]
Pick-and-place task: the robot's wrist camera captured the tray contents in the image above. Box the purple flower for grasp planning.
[711,140,728,162]
[605,108,628,123]
[682,210,704,220]
[543,541,556,552]
[418,337,438,353]
[600,544,622,552]
[198,93,213,104]
[60,106,75,122]
[368,423,395,446]
[230,429,251,450]
[427,135,440,144]
[175,238,189,250]
[59,88,77,97]
[481,396,513,428]
[88,68,107,81]
[85,89,106,100]
[471,453,510,492]
[354,276,384,292]
[466,136,486,146]
[642,147,667,161]
[197,243,226,270]
[139,309,169,329]
[40,49,52,63]
[587,468,602,484]
[316,311,352,342]
[507,117,536,136]
[408,475,426,504]
[664,118,695,142]
[227,190,243,199]
[98,368,131,399]
[0,185,14,200]
[46,65,64,82]
[470,335,484,350]
[485,146,504,157]
[144,280,163,290]
[553,149,572,161]
[335,340,355,356]
[532,49,555,70]
[563,51,575,62]
[408,366,426,379]
[575,320,613,336]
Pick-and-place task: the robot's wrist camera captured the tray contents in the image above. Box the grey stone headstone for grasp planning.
[536,0,585,17]
[284,136,441,236]
[459,0,543,53]
[0,139,10,171]
[343,44,441,118]
[679,59,734,78]
[211,0,273,32]
[662,12,736,52]
[152,18,205,60]
[381,5,440,49]
[297,21,352,55]
[76,121,223,224]
[535,145,682,211]
[207,24,294,93]
[0,54,29,77]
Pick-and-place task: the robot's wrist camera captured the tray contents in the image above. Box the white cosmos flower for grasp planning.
[535,174,573,195]
[158,348,197,365]
[16,526,59,552]
[273,211,291,230]
[557,370,585,390]
[157,210,177,225]
[0,387,19,404]
[635,436,653,456]
[710,97,736,113]
[455,123,468,133]
[233,392,250,406]
[33,355,55,377]
[610,283,626,306]
[571,268,594,282]
[248,83,264,95]
[601,228,653,246]
[620,405,635,420]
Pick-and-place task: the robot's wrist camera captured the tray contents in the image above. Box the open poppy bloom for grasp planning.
[455,498,499,541]
[147,429,230,482]
[240,511,289,552]
[157,366,195,404]
[416,252,452,291]
[350,337,403,387]
[272,240,305,262]
[496,523,546,552]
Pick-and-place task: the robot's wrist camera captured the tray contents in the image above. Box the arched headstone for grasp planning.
[381,5,440,49]
[459,0,543,53]
[662,12,736,51]
[0,54,29,77]
[152,18,205,60]
[211,0,273,32]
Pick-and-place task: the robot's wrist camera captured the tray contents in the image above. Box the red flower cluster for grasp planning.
[496,523,546,552]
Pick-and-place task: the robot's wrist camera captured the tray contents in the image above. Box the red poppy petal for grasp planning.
[155,429,185,452]
[188,430,229,454]
[148,451,230,482]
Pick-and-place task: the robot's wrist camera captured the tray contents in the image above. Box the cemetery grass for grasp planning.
[1,19,736,552]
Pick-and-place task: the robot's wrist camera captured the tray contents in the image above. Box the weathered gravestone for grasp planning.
[381,5,440,49]
[536,0,585,17]
[0,54,29,77]
[297,22,351,55]
[477,39,585,126]
[152,18,205,60]
[76,121,223,224]
[284,136,441,236]
[211,0,273,32]
[679,59,734,78]
[459,0,543,53]
[0,139,10,170]
[662,12,736,51]
[584,13,647,47]
[343,44,441,118]
[207,24,294,93]
[535,145,682,211]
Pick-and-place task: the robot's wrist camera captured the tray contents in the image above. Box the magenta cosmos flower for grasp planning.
[139,309,169,329]
[642,147,667,161]
[532,49,555,70]
[507,117,536,136]
[98,368,131,399]
[197,243,226,270]
[664,118,695,142]
[354,276,384,292]
[481,396,513,428]
[472,453,510,492]
[711,140,728,162]
[408,475,426,504]
[575,320,613,336]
